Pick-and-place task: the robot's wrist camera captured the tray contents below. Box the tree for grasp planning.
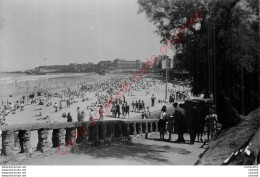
[138,0,259,127]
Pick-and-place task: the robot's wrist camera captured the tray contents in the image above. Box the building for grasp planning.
[155,55,189,81]
[114,59,141,73]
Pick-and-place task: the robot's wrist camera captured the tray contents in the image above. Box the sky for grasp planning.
[0,0,173,72]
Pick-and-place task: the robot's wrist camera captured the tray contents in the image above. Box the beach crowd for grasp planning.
[0,73,194,127]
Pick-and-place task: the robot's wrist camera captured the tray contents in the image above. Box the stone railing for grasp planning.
[0,119,159,156]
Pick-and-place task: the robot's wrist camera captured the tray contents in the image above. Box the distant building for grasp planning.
[114,59,141,73]
[27,58,144,74]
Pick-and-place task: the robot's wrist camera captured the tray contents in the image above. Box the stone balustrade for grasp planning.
[0,119,159,156]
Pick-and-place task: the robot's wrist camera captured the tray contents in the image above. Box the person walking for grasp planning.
[151,94,156,107]
[66,99,70,108]
[141,100,145,112]
[135,100,138,112]
[121,103,125,118]
[54,103,58,112]
[132,100,135,112]
[59,101,62,110]
[125,102,130,119]
[123,95,126,103]
[76,107,81,122]
[115,103,120,118]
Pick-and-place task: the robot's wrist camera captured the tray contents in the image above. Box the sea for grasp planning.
[0,72,94,84]
[0,72,99,99]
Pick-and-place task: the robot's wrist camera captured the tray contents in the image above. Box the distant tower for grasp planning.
[44,58,46,67]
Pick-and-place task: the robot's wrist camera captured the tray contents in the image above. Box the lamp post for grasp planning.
[165,56,169,102]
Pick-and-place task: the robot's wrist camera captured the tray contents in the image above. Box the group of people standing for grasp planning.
[158,103,186,143]
[111,101,130,119]
[158,103,219,144]
[131,99,146,113]
[169,91,190,103]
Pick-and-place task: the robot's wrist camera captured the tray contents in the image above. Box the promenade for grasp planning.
[0,101,208,165]
[0,80,196,165]
[16,133,207,165]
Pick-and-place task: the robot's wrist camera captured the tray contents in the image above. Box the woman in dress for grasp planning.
[205,108,218,141]
[158,105,167,140]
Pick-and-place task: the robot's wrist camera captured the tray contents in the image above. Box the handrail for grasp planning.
[0,119,159,132]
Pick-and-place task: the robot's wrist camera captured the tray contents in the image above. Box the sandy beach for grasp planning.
[0,72,191,152]
[2,74,189,124]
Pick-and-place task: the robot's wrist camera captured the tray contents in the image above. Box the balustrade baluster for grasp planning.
[103,123,107,140]
[18,130,31,153]
[37,129,49,153]
[155,122,158,132]
[126,123,130,136]
[112,122,115,138]
[119,123,123,137]
[99,122,105,140]
[145,122,148,139]
[85,124,89,140]
[139,123,142,134]
[149,122,153,133]
[96,123,99,141]
[80,124,89,148]
[109,122,113,140]
[133,123,137,135]
[65,128,76,146]
[1,130,14,155]
[52,129,65,147]
[145,122,148,133]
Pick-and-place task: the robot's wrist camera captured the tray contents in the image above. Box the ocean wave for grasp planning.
[0,77,11,81]
[0,73,93,84]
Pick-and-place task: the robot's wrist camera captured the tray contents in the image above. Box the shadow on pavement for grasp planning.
[71,142,191,164]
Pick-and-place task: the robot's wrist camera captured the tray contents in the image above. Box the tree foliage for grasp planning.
[138,0,259,126]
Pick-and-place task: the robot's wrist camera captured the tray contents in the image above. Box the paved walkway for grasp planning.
[23,134,207,165]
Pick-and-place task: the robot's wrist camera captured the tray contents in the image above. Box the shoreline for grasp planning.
[0,72,100,99]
